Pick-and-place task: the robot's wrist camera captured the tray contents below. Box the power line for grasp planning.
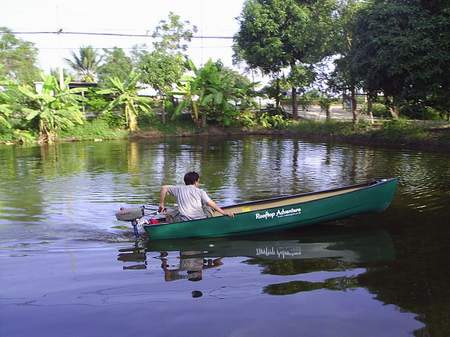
[37,46,233,50]
[1,30,234,39]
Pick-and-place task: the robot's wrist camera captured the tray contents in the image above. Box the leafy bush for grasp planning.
[0,128,36,144]
[137,110,158,128]
[400,105,441,120]
[13,129,35,144]
[238,109,258,127]
[379,119,427,140]
[259,112,289,128]
[371,103,389,118]
[85,90,109,118]
[100,110,126,128]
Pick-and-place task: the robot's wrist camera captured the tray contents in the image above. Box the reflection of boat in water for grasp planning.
[118,227,395,289]
[145,227,395,264]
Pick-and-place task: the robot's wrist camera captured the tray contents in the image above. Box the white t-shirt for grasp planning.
[167,185,212,220]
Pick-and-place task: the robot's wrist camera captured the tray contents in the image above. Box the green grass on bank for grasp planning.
[138,117,198,135]
[288,120,356,136]
[288,119,449,146]
[59,119,128,141]
[0,119,128,144]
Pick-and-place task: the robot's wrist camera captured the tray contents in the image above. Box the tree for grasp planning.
[328,0,365,124]
[97,47,133,85]
[17,74,85,143]
[261,76,289,114]
[349,1,450,118]
[99,72,151,132]
[65,46,102,82]
[152,11,197,53]
[234,0,337,119]
[137,50,184,124]
[136,12,197,124]
[0,27,40,84]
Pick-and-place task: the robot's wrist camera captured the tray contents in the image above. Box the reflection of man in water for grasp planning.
[160,251,223,282]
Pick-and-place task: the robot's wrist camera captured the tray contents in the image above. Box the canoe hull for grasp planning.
[144,178,397,240]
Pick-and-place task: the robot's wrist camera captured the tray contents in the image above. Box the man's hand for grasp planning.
[223,210,234,217]
[158,204,166,213]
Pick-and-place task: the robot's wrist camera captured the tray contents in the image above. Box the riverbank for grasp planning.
[1,119,449,153]
[131,120,450,153]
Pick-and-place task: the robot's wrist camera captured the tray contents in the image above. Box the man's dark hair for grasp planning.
[184,171,200,185]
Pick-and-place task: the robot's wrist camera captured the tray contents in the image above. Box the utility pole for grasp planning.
[56,3,64,88]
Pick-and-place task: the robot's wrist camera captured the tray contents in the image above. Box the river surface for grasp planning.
[1,136,449,337]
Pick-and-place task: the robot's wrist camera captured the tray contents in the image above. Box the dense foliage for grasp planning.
[98,72,152,132]
[0,27,40,84]
[174,59,256,127]
[234,0,338,118]
[17,74,86,143]
[1,3,449,144]
[97,48,133,85]
[347,0,450,119]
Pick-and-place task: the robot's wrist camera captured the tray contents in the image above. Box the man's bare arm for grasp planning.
[159,185,170,212]
[207,200,234,217]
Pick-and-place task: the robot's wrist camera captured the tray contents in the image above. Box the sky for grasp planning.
[0,0,247,73]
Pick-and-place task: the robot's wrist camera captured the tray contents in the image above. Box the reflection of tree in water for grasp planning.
[0,146,45,223]
[264,276,360,295]
[245,257,355,276]
[247,256,363,295]
[356,213,450,337]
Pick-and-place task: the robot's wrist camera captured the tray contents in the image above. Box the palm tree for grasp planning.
[99,72,152,132]
[65,46,102,82]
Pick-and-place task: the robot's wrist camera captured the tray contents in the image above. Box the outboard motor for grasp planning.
[115,207,145,238]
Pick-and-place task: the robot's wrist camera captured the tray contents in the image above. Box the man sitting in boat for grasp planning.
[158,171,234,222]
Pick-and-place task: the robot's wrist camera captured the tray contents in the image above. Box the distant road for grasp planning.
[282,104,364,121]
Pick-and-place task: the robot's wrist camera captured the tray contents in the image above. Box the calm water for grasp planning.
[1,137,449,337]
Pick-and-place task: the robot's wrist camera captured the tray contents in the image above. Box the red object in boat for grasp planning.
[150,218,159,224]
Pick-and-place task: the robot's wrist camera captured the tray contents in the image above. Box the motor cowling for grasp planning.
[115,207,144,222]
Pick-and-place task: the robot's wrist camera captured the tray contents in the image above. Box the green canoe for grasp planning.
[144,178,398,240]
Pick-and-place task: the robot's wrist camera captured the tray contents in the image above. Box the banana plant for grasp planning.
[99,72,151,132]
[172,73,201,126]
[173,59,257,127]
[0,74,13,128]
[18,74,86,143]
[0,91,12,128]
[172,60,225,127]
